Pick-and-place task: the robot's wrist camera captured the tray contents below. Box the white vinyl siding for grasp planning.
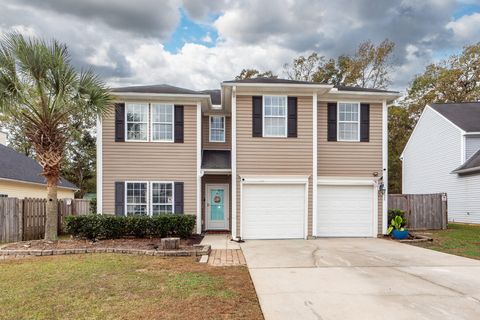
[209,116,225,142]
[338,102,360,141]
[465,135,480,160]
[263,96,287,137]
[151,104,174,142]
[126,103,149,141]
[403,106,480,224]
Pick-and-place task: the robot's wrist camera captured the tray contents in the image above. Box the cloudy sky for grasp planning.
[1,0,479,93]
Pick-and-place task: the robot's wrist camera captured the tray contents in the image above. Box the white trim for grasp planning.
[382,99,388,234]
[312,92,318,237]
[111,92,211,100]
[316,177,378,237]
[231,86,237,239]
[222,82,333,90]
[150,103,174,143]
[337,101,360,142]
[149,181,174,215]
[327,88,401,98]
[209,115,226,143]
[196,102,202,234]
[201,169,232,174]
[0,177,78,191]
[262,95,288,138]
[205,183,230,230]
[124,181,149,216]
[125,102,149,142]
[240,175,309,239]
[464,132,480,135]
[96,115,102,213]
[461,134,466,164]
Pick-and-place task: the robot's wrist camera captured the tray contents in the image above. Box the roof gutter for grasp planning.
[0,177,79,191]
[221,82,333,90]
[451,166,480,175]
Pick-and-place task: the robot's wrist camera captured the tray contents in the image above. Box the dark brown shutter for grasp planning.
[174,182,184,214]
[252,96,263,137]
[174,105,184,143]
[360,103,370,142]
[114,182,124,216]
[287,97,297,138]
[115,103,125,142]
[327,102,337,141]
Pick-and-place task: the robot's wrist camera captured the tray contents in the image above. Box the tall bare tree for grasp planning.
[0,33,111,240]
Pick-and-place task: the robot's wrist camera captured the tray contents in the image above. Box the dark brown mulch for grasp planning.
[2,235,204,251]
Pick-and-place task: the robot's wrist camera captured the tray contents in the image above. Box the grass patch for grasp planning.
[412,223,480,259]
[0,254,262,320]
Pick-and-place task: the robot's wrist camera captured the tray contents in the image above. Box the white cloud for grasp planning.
[446,13,480,43]
[202,32,213,43]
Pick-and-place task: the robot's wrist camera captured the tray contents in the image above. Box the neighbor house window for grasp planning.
[126,182,148,215]
[151,182,173,215]
[263,95,287,137]
[209,116,225,142]
[126,103,148,141]
[338,102,360,141]
[151,104,174,141]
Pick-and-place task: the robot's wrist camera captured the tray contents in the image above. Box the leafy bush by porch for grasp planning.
[65,214,196,240]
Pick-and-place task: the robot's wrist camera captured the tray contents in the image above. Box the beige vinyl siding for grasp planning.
[318,101,384,234]
[202,115,231,150]
[0,180,75,199]
[102,103,197,215]
[236,95,314,236]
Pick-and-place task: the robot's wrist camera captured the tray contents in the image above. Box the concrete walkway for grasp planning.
[200,234,245,266]
[241,238,480,320]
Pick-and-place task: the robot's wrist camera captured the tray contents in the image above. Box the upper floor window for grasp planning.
[263,96,287,137]
[126,103,148,141]
[126,182,148,216]
[209,116,225,142]
[151,182,173,215]
[338,102,360,141]
[151,104,174,142]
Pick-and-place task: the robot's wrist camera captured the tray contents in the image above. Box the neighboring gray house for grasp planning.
[402,102,480,224]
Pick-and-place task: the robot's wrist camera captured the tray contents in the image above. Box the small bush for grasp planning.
[388,208,407,227]
[65,214,196,240]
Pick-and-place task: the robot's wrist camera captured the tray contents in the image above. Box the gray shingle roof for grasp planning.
[0,144,77,189]
[111,84,202,95]
[430,102,480,132]
[201,150,231,170]
[199,89,221,105]
[452,149,480,175]
[333,85,399,94]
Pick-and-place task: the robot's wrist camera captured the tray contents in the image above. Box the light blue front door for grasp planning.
[206,185,229,230]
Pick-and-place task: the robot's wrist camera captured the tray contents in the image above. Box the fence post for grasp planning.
[441,193,448,229]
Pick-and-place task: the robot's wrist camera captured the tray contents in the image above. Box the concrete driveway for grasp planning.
[241,238,480,320]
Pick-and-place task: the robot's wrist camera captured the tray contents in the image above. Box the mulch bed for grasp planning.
[2,235,204,251]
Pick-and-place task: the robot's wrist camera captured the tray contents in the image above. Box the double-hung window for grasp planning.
[338,102,360,141]
[209,116,225,142]
[263,96,287,137]
[151,182,174,215]
[126,182,148,216]
[126,103,148,141]
[151,104,174,141]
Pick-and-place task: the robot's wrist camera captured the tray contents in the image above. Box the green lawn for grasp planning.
[412,223,480,259]
[0,254,263,320]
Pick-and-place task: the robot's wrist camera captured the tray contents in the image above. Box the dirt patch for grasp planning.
[3,235,203,251]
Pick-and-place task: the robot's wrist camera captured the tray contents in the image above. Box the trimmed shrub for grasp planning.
[65,214,196,240]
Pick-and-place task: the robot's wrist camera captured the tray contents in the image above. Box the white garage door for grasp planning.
[242,184,305,239]
[317,184,374,237]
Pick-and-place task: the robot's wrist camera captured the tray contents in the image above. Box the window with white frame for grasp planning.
[209,116,225,142]
[126,182,148,215]
[126,103,148,141]
[338,102,360,141]
[263,96,287,137]
[151,182,174,215]
[151,104,174,141]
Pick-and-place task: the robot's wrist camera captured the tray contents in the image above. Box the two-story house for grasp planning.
[97,79,400,239]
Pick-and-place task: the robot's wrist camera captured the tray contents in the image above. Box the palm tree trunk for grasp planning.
[44,179,58,241]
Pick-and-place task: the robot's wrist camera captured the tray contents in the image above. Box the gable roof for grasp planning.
[430,102,480,132]
[111,84,201,95]
[0,144,77,189]
[452,149,480,175]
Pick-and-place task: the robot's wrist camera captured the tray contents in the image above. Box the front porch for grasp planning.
[201,173,232,233]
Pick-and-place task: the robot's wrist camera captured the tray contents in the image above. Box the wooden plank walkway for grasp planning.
[208,249,246,266]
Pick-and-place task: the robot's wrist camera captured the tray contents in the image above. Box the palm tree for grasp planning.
[0,33,111,240]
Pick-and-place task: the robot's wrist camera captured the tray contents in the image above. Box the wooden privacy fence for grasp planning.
[389,193,448,230]
[0,198,90,243]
